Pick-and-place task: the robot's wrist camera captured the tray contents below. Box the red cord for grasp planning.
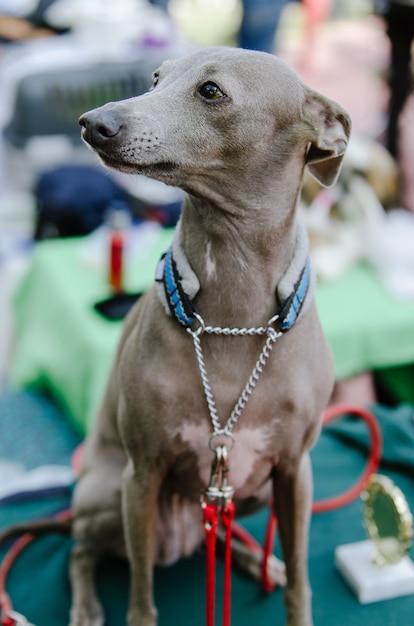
[203,503,219,626]
[231,522,262,553]
[261,509,278,593]
[0,534,34,626]
[0,510,72,626]
[312,403,382,513]
[221,502,235,626]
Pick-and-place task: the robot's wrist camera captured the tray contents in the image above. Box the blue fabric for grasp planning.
[0,390,81,469]
[238,0,292,52]
[34,165,133,239]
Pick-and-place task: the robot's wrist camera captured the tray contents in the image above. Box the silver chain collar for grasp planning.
[187,312,282,451]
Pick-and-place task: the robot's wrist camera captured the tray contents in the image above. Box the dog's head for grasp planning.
[80,47,351,195]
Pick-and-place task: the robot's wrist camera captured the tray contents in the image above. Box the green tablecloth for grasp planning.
[9,230,414,434]
[10,228,173,433]
[315,266,414,378]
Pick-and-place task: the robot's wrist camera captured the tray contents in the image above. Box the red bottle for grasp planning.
[107,208,130,293]
[109,229,124,293]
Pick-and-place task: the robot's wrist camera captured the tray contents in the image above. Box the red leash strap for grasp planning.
[261,508,278,593]
[0,510,72,626]
[202,443,235,626]
[221,501,235,626]
[312,403,382,513]
[203,502,219,626]
[202,500,235,626]
[1,534,36,626]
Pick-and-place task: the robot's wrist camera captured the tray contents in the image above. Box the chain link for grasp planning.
[187,314,281,441]
[204,325,268,336]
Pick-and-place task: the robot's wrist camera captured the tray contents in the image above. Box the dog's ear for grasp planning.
[304,89,351,187]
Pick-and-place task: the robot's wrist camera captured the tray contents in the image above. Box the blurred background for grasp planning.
[1,0,414,421]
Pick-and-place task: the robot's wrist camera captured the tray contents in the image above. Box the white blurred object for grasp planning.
[0,0,178,132]
[0,38,88,131]
[336,541,414,604]
[46,0,175,53]
[0,462,75,499]
[302,137,399,282]
[0,0,38,15]
[302,175,386,282]
[364,209,414,300]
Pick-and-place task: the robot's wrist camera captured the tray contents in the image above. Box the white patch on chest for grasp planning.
[205,241,217,280]
[227,427,272,490]
[179,422,273,493]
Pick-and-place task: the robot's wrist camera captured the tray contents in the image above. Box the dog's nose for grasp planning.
[79,108,122,144]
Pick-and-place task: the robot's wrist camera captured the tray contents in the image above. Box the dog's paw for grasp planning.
[69,606,104,626]
[266,554,287,588]
[127,606,157,626]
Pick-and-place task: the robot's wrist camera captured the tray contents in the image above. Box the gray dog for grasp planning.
[7,46,351,626]
[76,45,350,626]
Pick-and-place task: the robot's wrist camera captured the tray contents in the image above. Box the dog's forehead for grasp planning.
[158,47,304,100]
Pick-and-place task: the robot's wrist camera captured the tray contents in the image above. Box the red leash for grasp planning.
[312,403,382,513]
[203,503,219,626]
[202,500,236,626]
[221,502,235,626]
[0,534,34,626]
[201,442,236,626]
[0,510,72,626]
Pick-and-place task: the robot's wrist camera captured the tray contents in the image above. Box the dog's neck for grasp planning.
[157,193,314,331]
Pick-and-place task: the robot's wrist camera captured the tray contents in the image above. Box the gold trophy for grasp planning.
[335,474,414,603]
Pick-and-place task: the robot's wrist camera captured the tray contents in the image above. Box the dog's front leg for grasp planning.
[272,452,313,626]
[122,460,161,626]
[69,544,104,626]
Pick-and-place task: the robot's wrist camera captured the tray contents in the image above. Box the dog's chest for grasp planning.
[171,420,277,499]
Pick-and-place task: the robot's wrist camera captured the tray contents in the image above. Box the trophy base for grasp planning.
[335,540,414,604]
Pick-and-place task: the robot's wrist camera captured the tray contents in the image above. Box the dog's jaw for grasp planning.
[80,126,180,181]
[96,151,179,180]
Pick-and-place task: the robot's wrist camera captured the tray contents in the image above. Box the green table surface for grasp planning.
[9,228,414,434]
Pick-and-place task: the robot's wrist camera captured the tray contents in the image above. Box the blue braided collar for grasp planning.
[155,221,313,333]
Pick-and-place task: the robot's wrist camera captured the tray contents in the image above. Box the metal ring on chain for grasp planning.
[208,432,235,453]
[187,312,205,337]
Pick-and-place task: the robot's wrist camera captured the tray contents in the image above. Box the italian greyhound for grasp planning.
[4,46,351,626]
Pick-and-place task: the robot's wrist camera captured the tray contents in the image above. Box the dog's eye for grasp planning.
[198,82,226,101]
[151,72,160,89]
